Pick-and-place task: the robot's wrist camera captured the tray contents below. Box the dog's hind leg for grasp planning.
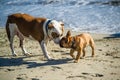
[90,39,95,57]
[82,48,86,57]
[16,28,31,56]
[8,23,17,56]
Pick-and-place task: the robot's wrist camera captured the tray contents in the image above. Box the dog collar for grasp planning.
[71,37,76,49]
[45,19,52,37]
[43,19,52,40]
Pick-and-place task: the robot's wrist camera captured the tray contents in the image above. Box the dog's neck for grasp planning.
[71,37,76,49]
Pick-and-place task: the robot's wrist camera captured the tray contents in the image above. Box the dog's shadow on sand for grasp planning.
[104,33,120,38]
[27,58,72,68]
[0,56,31,67]
[0,56,72,68]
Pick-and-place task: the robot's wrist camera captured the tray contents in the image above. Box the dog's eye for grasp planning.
[65,39,68,43]
[60,33,63,36]
[51,32,59,38]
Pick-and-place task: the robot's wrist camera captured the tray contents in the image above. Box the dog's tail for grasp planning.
[6,16,11,41]
[6,15,14,41]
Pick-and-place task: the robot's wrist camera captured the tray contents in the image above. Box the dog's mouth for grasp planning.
[59,42,64,47]
[59,41,72,48]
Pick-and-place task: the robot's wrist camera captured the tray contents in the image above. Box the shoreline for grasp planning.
[0,28,120,80]
[1,27,119,35]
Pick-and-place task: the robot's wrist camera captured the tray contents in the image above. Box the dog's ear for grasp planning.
[48,23,54,29]
[66,30,71,38]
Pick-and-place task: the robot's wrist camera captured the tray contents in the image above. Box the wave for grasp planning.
[1,0,120,6]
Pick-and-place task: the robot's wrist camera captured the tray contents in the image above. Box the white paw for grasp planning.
[24,53,32,56]
[12,53,18,57]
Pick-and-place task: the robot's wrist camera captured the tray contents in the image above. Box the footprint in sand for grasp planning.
[16,77,24,80]
[67,75,92,80]
[82,72,104,77]
[31,78,40,80]
[7,68,15,71]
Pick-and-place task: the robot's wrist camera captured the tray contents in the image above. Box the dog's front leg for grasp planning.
[70,49,75,59]
[74,50,82,63]
[40,40,52,60]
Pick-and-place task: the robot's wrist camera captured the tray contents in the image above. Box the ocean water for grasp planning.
[0,0,120,34]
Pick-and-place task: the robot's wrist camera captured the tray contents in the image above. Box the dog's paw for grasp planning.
[72,57,76,60]
[49,58,55,61]
[24,53,32,56]
[91,55,94,57]
[47,57,55,61]
[80,57,85,59]
[74,60,79,63]
[12,54,18,57]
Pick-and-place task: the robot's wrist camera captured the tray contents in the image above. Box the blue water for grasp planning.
[0,0,120,34]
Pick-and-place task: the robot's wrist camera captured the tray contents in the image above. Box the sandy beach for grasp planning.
[0,28,120,80]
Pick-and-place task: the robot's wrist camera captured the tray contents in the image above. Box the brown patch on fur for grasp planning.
[6,13,46,42]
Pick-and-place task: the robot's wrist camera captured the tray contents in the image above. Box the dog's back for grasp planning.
[77,33,94,47]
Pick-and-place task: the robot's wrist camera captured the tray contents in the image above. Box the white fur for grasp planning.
[9,23,29,56]
[42,19,63,59]
[40,40,52,60]
[53,37,61,44]
[49,20,62,44]
[9,23,17,56]
[43,19,62,40]
[42,19,52,60]
[51,20,62,35]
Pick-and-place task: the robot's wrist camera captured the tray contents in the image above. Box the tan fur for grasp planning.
[59,31,95,63]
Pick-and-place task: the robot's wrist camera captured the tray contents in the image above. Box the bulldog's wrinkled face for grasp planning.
[48,20,64,44]
[59,31,73,48]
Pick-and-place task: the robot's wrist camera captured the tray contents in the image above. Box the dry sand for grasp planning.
[0,28,120,80]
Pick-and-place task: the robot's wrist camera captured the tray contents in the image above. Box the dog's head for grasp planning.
[47,20,64,44]
[59,30,75,48]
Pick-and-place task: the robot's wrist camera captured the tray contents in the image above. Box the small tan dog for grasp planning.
[59,31,95,63]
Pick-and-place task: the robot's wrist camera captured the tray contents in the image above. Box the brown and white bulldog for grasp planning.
[6,13,64,60]
[59,31,95,63]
